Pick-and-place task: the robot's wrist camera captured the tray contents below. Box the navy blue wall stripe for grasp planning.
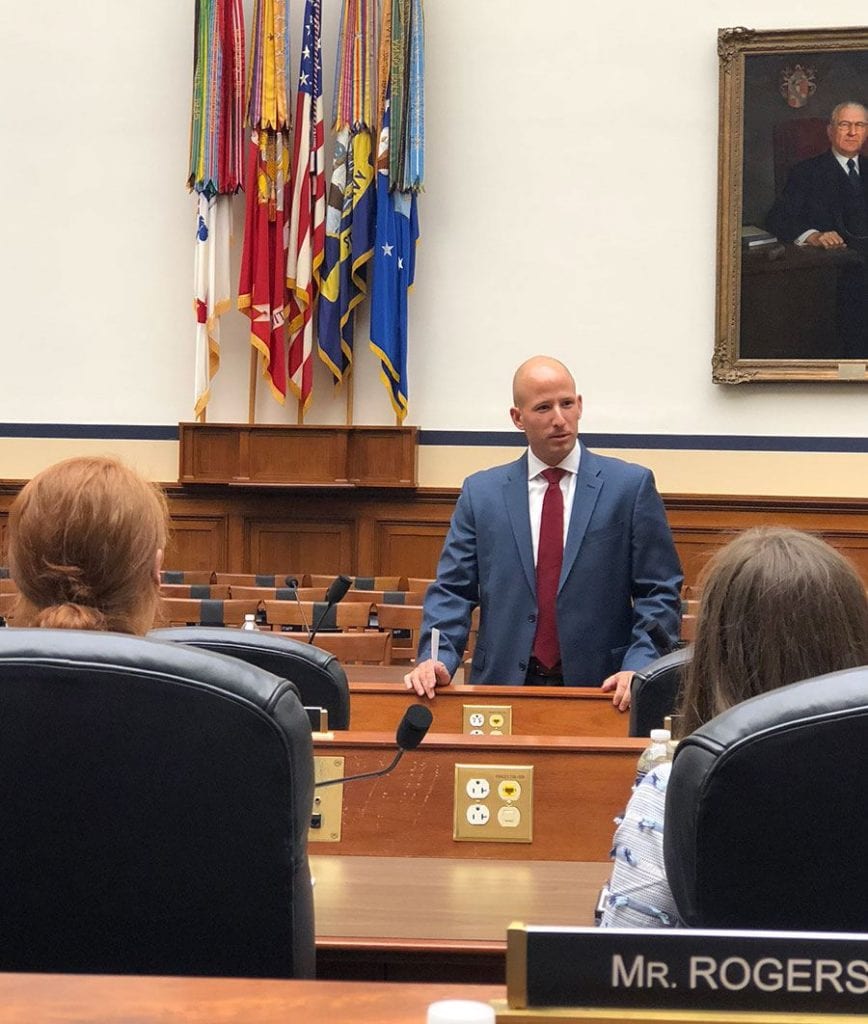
[0,424,865,453]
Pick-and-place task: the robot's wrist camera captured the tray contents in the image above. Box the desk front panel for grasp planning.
[347,683,628,737]
[310,732,642,861]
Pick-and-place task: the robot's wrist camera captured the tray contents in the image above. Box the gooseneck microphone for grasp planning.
[308,574,353,643]
[284,576,310,634]
[314,704,433,788]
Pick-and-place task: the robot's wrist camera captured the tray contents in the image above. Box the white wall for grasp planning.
[1,2,866,477]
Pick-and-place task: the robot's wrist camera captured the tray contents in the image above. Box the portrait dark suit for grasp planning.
[418,444,683,687]
[766,149,868,358]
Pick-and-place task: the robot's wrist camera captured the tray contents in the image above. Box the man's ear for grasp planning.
[510,406,524,431]
[153,548,164,585]
[576,394,583,421]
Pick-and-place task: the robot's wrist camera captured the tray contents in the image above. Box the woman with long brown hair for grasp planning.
[7,456,169,636]
[601,527,868,927]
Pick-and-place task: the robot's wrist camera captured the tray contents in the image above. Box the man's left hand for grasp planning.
[601,670,634,712]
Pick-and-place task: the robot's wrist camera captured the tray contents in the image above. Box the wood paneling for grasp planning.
[179,423,417,487]
[348,683,630,736]
[3,482,868,590]
[309,732,644,861]
[246,518,355,574]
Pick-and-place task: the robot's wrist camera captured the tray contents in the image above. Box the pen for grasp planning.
[431,627,440,665]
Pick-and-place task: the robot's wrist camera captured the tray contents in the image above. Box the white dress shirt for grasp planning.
[526,443,581,564]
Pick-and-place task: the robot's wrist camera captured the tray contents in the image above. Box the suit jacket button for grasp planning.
[528,614,536,623]
[519,661,527,671]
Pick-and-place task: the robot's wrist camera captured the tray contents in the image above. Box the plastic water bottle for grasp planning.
[240,613,257,631]
[635,727,671,785]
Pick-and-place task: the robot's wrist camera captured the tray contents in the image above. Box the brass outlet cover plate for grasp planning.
[462,703,513,735]
[453,763,533,843]
[310,755,344,843]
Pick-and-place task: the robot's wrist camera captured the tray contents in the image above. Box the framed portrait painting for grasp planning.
[715,26,868,382]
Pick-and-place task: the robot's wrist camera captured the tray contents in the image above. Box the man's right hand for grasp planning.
[805,230,847,249]
[404,659,452,699]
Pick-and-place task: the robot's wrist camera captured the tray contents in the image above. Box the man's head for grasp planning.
[828,101,868,158]
[510,356,582,466]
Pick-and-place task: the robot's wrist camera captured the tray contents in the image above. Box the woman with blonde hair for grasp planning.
[7,456,169,636]
[602,526,868,928]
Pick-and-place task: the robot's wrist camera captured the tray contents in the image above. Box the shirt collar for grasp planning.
[527,442,581,480]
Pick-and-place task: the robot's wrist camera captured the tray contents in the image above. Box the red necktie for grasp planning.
[533,467,565,670]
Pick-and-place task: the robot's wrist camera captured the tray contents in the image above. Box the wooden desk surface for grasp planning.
[0,973,502,1023]
[313,855,609,951]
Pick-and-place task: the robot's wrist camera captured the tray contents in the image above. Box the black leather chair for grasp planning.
[0,628,315,977]
[629,646,691,738]
[151,626,351,730]
[665,665,868,931]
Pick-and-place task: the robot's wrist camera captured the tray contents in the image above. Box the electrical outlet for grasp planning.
[453,763,533,842]
[462,704,513,735]
[309,756,344,843]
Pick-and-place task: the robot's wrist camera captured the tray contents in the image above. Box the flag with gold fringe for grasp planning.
[317,0,376,386]
[286,0,326,412]
[189,0,245,418]
[237,0,293,405]
[369,0,424,421]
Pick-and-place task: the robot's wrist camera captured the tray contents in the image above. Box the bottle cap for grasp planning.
[649,728,671,742]
[427,1000,496,1024]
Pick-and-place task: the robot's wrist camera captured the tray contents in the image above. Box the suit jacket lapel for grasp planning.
[560,443,602,592]
[503,453,537,595]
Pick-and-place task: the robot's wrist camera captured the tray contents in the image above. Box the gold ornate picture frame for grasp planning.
[715,25,868,383]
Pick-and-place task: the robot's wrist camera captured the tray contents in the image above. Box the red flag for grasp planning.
[286,0,325,411]
[238,132,290,403]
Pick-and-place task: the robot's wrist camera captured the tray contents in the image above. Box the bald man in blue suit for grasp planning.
[404,357,683,710]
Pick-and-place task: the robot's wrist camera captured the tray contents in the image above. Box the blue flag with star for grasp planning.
[369,102,419,421]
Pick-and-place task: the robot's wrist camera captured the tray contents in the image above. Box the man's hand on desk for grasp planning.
[600,670,634,713]
[404,659,451,699]
[805,230,847,249]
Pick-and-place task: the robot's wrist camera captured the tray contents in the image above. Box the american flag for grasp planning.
[286,0,325,413]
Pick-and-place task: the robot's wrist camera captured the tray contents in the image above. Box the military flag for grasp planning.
[237,0,293,406]
[369,0,424,421]
[317,0,376,387]
[286,0,325,413]
[189,0,245,419]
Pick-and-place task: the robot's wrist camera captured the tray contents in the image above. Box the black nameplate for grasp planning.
[517,926,868,1014]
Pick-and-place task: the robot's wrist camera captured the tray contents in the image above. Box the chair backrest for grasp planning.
[629,646,692,738]
[308,630,393,665]
[0,578,18,595]
[376,603,424,662]
[307,574,405,591]
[212,573,311,588]
[262,600,372,631]
[160,570,216,586]
[0,592,16,623]
[0,628,314,977]
[158,597,263,627]
[665,665,868,931]
[229,586,327,602]
[151,626,351,729]
[159,584,232,600]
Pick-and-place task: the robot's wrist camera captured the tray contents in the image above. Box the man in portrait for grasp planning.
[766,101,868,359]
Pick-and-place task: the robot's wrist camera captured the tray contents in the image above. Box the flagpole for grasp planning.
[345,369,354,425]
[248,348,258,423]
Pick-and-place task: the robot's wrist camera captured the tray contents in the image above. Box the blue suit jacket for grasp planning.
[419,445,683,686]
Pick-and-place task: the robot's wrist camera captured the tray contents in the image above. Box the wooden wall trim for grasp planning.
[2,482,867,587]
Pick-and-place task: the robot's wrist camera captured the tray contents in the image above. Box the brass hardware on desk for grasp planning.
[453,764,533,843]
[310,756,344,842]
[462,704,514,735]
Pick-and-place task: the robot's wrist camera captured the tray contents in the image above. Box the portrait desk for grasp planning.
[309,729,641,982]
[344,671,630,738]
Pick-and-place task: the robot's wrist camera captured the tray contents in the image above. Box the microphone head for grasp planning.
[325,574,353,605]
[396,704,433,751]
[284,576,299,589]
